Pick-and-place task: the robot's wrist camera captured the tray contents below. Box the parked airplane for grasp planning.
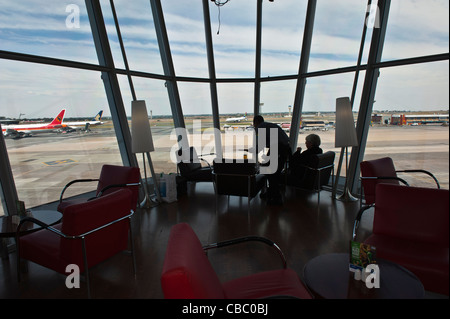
[226,113,247,123]
[62,110,104,131]
[2,109,66,138]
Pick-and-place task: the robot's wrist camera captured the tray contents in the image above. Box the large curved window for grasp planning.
[0,0,448,214]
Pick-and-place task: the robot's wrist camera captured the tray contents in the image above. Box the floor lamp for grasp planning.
[335,97,358,202]
[131,100,162,207]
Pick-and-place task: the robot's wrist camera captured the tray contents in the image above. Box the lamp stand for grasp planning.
[336,146,357,202]
[140,152,162,208]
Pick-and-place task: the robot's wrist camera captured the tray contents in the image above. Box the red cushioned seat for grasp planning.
[17,188,135,297]
[161,223,312,299]
[223,268,312,299]
[362,184,449,295]
[365,234,449,295]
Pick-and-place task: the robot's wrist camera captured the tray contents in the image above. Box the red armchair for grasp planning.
[57,164,140,213]
[16,188,136,298]
[360,157,440,207]
[353,183,449,295]
[161,223,312,299]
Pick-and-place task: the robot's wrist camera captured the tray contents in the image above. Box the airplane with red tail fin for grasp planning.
[1,109,66,138]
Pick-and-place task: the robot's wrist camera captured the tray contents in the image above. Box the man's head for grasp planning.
[253,115,264,128]
[305,133,321,149]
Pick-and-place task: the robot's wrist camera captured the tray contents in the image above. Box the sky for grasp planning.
[0,0,449,119]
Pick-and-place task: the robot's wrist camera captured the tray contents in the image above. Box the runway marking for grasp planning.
[43,159,78,166]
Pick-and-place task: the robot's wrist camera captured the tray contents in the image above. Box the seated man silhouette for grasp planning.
[288,133,323,185]
[252,115,291,205]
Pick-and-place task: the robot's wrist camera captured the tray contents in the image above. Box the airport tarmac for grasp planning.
[2,124,449,211]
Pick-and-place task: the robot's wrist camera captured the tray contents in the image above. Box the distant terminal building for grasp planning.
[300,120,327,131]
[371,114,391,125]
[391,114,449,126]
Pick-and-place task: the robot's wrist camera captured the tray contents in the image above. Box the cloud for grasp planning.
[0,0,448,117]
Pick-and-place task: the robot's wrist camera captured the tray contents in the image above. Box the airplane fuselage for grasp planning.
[1,109,66,137]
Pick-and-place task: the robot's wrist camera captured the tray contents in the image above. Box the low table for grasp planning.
[0,210,62,259]
[303,253,425,299]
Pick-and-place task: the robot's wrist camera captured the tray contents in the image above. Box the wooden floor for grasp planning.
[1,182,376,299]
[2,182,446,301]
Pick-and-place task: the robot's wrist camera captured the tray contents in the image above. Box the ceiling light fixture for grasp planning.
[210,0,230,6]
[211,0,231,35]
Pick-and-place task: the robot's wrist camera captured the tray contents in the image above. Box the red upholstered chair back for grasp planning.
[60,188,132,272]
[96,164,140,210]
[161,223,225,299]
[360,157,399,205]
[373,184,449,246]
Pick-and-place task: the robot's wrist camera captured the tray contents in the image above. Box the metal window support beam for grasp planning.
[348,0,391,193]
[254,0,263,116]
[150,0,185,131]
[85,0,137,168]
[289,0,317,151]
[332,0,373,198]
[0,123,18,216]
[202,0,222,157]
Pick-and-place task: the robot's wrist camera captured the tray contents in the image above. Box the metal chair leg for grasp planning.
[81,237,91,299]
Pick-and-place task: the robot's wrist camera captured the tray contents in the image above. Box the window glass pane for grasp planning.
[309,0,372,72]
[382,0,449,61]
[218,83,254,116]
[0,184,5,216]
[178,82,212,117]
[300,72,365,177]
[124,76,177,175]
[261,0,307,77]
[367,61,449,189]
[0,60,122,209]
[161,1,209,78]
[0,0,97,63]
[210,1,257,78]
[216,83,253,159]
[260,80,297,119]
[101,0,164,74]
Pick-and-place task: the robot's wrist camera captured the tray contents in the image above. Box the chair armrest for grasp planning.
[59,179,100,203]
[352,204,374,241]
[198,152,215,170]
[16,217,63,240]
[96,182,140,198]
[203,236,287,269]
[298,163,334,172]
[212,171,258,178]
[360,176,409,186]
[199,158,212,170]
[16,210,134,241]
[396,169,440,189]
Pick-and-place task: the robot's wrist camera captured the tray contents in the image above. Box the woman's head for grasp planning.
[305,134,321,149]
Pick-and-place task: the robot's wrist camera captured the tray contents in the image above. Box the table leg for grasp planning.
[1,238,9,260]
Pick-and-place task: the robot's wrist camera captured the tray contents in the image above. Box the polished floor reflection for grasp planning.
[0,183,377,299]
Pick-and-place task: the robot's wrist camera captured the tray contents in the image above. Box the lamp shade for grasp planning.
[335,97,358,147]
[131,100,155,153]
